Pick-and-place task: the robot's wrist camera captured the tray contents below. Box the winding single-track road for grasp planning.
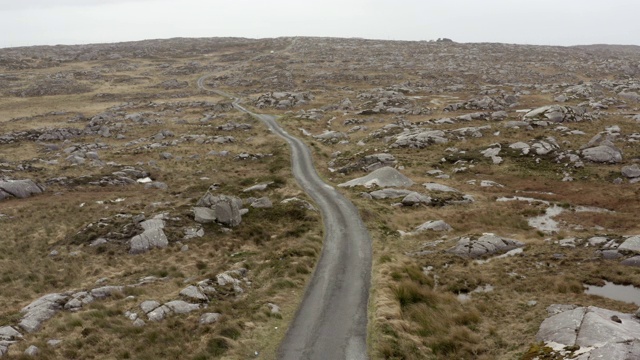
[198,76,372,360]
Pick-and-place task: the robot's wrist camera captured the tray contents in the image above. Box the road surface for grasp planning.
[197,76,372,360]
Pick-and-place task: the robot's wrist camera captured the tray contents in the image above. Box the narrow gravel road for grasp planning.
[198,77,372,360]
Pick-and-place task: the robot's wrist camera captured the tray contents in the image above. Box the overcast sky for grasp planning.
[0,0,638,48]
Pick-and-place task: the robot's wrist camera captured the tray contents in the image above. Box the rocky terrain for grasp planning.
[1,37,640,359]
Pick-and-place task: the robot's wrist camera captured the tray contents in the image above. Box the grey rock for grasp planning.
[267,303,281,315]
[621,256,640,267]
[24,345,39,356]
[448,234,524,258]
[369,188,413,200]
[214,200,242,227]
[622,165,640,178]
[193,207,216,224]
[139,219,164,231]
[423,182,459,193]
[197,194,243,227]
[164,300,200,314]
[129,228,169,254]
[0,326,22,341]
[179,285,209,302]
[250,197,273,208]
[401,192,432,206]
[582,145,623,163]
[90,286,124,299]
[536,307,587,346]
[199,312,222,325]
[599,250,623,260]
[19,293,68,333]
[144,181,168,190]
[314,131,348,143]
[619,235,640,253]
[281,197,317,211]
[140,300,161,313]
[338,166,414,188]
[0,179,45,200]
[133,319,146,327]
[147,305,171,321]
[536,305,640,359]
[183,227,205,240]
[46,339,62,347]
[415,220,452,232]
[392,130,448,148]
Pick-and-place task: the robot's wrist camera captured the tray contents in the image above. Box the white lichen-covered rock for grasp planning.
[129,228,168,254]
[140,300,161,314]
[582,145,623,163]
[414,220,452,232]
[447,234,524,258]
[0,179,45,201]
[535,305,640,359]
[622,165,640,178]
[164,300,200,314]
[199,312,222,325]
[338,167,414,188]
[179,285,209,302]
[19,293,69,333]
[618,235,640,253]
[0,326,22,341]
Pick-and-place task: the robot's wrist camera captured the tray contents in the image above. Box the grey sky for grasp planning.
[1,0,638,48]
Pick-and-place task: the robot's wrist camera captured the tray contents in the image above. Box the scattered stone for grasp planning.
[622,165,640,178]
[46,339,62,347]
[414,220,452,232]
[243,182,272,192]
[24,345,39,356]
[423,182,459,193]
[250,197,273,208]
[199,313,222,325]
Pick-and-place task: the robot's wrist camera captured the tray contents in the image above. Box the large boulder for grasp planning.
[338,167,414,188]
[619,236,640,253]
[447,234,524,258]
[129,219,169,254]
[196,194,243,227]
[622,165,640,178]
[582,145,623,163]
[0,179,45,200]
[535,305,640,359]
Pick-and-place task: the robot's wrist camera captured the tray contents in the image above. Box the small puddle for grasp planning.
[528,205,563,233]
[584,281,640,306]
